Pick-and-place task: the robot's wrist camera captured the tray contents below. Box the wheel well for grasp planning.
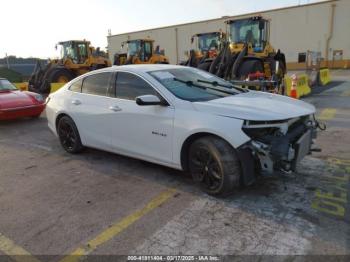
[55,113,70,130]
[180,132,232,171]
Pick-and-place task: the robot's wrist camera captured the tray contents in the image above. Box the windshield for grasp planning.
[127,41,141,56]
[198,33,220,52]
[0,79,18,91]
[229,19,267,50]
[149,68,238,102]
[60,42,88,63]
[60,42,77,60]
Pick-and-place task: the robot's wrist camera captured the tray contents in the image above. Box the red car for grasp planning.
[0,78,45,120]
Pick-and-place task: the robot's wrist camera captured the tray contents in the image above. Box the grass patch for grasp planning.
[0,67,23,82]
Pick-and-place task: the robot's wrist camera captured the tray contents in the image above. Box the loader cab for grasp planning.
[227,17,269,53]
[58,41,90,64]
[126,39,153,62]
[191,32,225,53]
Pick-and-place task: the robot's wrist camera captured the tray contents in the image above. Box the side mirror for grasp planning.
[135,95,166,106]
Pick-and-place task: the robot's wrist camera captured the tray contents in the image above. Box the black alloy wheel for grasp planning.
[189,146,222,191]
[188,136,241,196]
[57,116,83,153]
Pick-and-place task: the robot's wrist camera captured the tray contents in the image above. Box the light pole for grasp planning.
[5,53,10,69]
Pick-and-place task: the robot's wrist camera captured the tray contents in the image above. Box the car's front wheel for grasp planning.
[57,116,83,154]
[188,136,241,196]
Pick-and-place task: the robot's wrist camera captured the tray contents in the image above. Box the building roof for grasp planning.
[108,0,338,38]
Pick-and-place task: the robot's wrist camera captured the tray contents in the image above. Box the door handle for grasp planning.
[109,105,122,112]
[71,99,81,105]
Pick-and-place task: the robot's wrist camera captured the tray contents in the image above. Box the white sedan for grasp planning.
[46,65,318,196]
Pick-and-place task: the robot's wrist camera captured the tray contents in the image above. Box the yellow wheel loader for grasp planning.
[29,40,111,93]
[184,32,226,71]
[113,39,169,65]
[208,16,287,93]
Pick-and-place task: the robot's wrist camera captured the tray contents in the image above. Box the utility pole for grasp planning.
[5,53,10,69]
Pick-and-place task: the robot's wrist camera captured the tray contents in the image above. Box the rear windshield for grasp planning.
[0,79,18,91]
[148,67,237,102]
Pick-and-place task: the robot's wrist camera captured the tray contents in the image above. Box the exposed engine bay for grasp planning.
[238,115,319,184]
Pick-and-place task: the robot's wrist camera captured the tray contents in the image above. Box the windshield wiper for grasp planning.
[197,79,248,93]
[174,77,240,95]
[173,77,207,90]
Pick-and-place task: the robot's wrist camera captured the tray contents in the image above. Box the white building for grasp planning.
[107,0,350,70]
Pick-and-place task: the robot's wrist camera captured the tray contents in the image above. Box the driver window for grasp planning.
[76,43,88,64]
[78,44,88,58]
[239,24,260,47]
[66,46,75,59]
[115,72,157,100]
[144,42,152,61]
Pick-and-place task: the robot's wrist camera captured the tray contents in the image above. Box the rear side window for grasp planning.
[115,72,156,100]
[69,79,83,92]
[81,72,111,96]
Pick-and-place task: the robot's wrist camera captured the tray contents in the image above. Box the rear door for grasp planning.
[109,71,174,164]
[67,72,115,150]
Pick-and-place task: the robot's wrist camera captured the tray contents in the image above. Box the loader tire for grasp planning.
[197,61,212,72]
[208,54,222,75]
[91,64,108,70]
[48,68,75,84]
[38,68,75,94]
[236,59,264,80]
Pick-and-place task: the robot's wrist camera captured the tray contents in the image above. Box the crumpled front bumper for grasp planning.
[236,115,318,185]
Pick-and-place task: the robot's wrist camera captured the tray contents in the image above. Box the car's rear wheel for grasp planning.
[188,136,241,196]
[57,116,83,154]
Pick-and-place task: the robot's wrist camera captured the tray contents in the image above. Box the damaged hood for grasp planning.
[193,91,316,121]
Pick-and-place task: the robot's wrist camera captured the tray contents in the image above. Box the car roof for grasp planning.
[71,64,191,81]
[114,64,186,72]
[93,64,186,74]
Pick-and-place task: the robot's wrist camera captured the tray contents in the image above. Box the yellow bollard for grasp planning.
[319,68,331,85]
[50,83,66,93]
[285,74,311,98]
[297,74,311,97]
[13,82,29,91]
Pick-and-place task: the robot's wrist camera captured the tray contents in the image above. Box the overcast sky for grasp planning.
[1,0,325,58]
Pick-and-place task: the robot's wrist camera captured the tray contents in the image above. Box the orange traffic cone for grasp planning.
[290,74,298,99]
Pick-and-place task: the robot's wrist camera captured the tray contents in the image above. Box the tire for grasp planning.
[208,53,222,75]
[57,116,84,154]
[236,59,264,79]
[197,61,212,72]
[38,68,75,94]
[188,136,241,196]
[48,68,75,83]
[224,53,238,80]
[91,64,108,70]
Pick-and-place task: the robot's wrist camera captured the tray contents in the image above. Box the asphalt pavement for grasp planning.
[0,73,349,261]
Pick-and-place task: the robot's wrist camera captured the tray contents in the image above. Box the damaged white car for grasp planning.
[46,65,319,196]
